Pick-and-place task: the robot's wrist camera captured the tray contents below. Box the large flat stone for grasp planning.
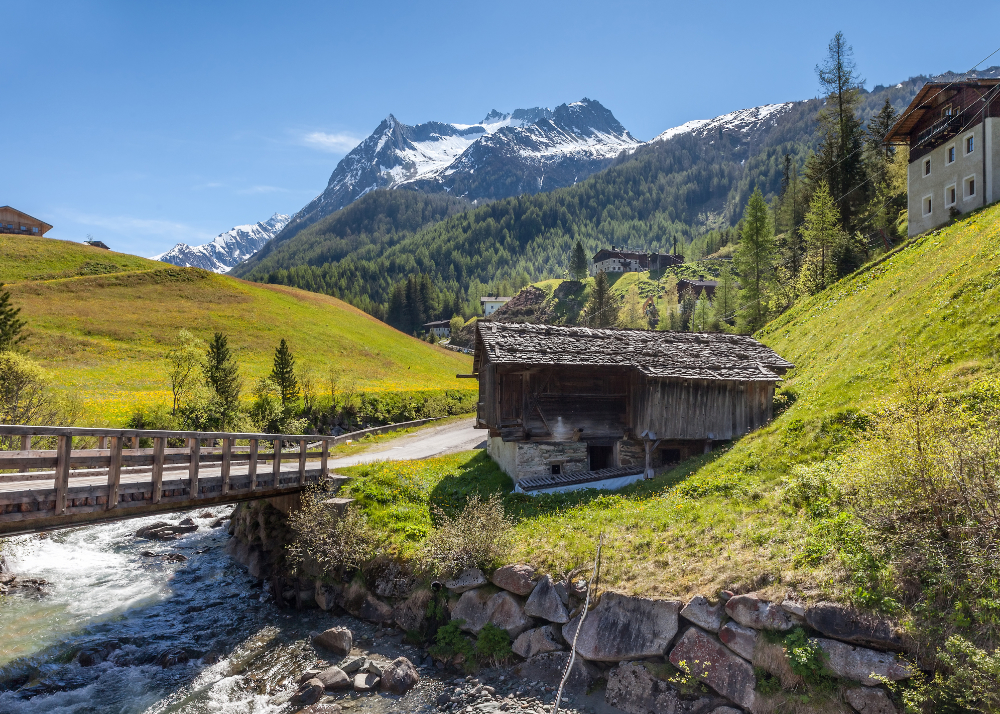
[680,595,724,632]
[844,686,898,713]
[806,603,905,651]
[313,627,352,656]
[316,666,351,691]
[563,592,681,661]
[512,625,564,659]
[605,661,717,714]
[486,590,533,638]
[445,567,487,593]
[812,638,913,686]
[514,651,601,693]
[491,564,537,596]
[523,574,569,624]
[718,621,757,661]
[669,627,756,710]
[724,594,793,631]
[451,587,493,633]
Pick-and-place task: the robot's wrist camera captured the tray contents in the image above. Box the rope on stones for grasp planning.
[553,531,603,714]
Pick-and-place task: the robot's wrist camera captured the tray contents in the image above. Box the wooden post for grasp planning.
[106,435,122,510]
[321,439,329,478]
[20,434,30,451]
[133,434,142,451]
[221,438,232,495]
[55,435,72,515]
[188,438,201,499]
[248,439,259,491]
[298,439,307,485]
[151,437,165,504]
[98,436,107,450]
[273,438,282,488]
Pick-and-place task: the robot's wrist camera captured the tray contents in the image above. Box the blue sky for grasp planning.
[5,0,1000,257]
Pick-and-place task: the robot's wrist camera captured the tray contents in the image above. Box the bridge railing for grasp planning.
[0,425,339,523]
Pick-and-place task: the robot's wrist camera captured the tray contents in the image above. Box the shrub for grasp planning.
[286,487,385,576]
[474,623,513,667]
[899,636,1000,713]
[428,620,476,672]
[783,461,841,518]
[783,627,833,688]
[0,351,79,449]
[423,493,514,575]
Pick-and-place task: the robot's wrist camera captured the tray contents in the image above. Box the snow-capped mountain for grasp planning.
[651,103,794,143]
[154,213,290,273]
[280,99,639,239]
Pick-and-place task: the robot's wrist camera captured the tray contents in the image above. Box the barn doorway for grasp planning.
[588,444,613,471]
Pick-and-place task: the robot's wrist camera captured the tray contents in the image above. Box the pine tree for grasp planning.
[679,289,696,331]
[734,188,778,333]
[0,283,27,353]
[270,339,300,407]
[712,264,738,328]
[799,181,844,295]
[645,299,659,330]
[588,270,615,328]
[569,240,589,280]
[203,332,241,412]
[864,99,907,238]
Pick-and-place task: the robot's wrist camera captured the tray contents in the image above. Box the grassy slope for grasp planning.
[345,203,1000,604]
[1,235,472,424]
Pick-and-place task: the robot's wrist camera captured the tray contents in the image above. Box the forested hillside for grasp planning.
[237,73,925,328]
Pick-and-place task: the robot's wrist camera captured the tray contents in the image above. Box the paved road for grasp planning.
[327,418,485,468]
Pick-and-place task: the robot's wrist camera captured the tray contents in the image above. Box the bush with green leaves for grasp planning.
[474,624,513,667]
[783,628,832,688]
[428,620,476,672]
[423,493,514,576]
[286,488,386,576]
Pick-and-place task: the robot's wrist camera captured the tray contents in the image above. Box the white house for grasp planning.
[423,320,452,338]
[480,297,511,316]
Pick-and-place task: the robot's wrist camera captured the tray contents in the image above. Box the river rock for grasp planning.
[380,656,420,694]
[353,672,380,692]
[393,588,433,632]
[812,637,912,686]
[491,564,537,596]
[680,595,724,632]
[374,562,415,598]
[486,590,532,638]
[316,666,351,691]
[563,592,682,661]
[292,678,324,705]
[451,587,493,633]
[340,656,366,674]
[523,575,569,623]
[301,705,343,714]
[514,651,600,693]
[724,594,793,631]
[669,627,756,710]
[445,567,487,593]
[366,659,383,676]
[719,621,758,661]
[512,625,564,659]
[844,686,898,713]
[806,602,905,651]
[315,581,343,611]
[358,594,394,623]
[313,627,353,656]
[605,661,717,714]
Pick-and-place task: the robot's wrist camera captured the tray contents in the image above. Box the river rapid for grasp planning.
[0,508,439,714]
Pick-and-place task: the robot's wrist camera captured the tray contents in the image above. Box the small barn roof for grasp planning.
[475,322,792,382]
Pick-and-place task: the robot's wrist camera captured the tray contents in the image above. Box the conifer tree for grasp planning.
[270,339,300,407]
[688,298,714,332]
[617,284,646,329]
[734,188,777,333]
[569,240,589,280]
[799,182,844,295]
[204,332,241,412]
[864,99,907,239]
[645,299,659,330]
[588,270,615,328]
[711,264,738,328]
[0,284,28,353]
[679,289,696,331]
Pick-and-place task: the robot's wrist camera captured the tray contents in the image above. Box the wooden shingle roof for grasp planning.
[475,322,792,382]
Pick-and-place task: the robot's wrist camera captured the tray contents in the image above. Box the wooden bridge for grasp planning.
[0,425,343,537]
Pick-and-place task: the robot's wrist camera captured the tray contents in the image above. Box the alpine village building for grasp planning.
[591,247,684,275]
[0,206,52,237]
[886,78,1000,235]
[473,322,792,493]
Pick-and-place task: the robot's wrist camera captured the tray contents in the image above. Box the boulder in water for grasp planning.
[380,657,419,694]
[313,627,353,656]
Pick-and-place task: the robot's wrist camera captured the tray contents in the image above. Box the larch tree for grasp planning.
[0,283,27,353]
[271,339,300,408]
[688,297,714,332]
[799,181,844,295]
[569,240,589,280]
[166,329,203,414]
[657,274,680,330]
[734,188,778,333]
[711,264,738,328]
[617,284,647,329]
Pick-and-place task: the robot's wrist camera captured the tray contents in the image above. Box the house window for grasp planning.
[923,196,933,216]
[924,158,931,176]
[947,145,956,164]
[942,104,953,117]
[550,464,561,475]
[946,185,957,207]
[966,135,975,154]
[965,176,976,199]
[32,227,38,233]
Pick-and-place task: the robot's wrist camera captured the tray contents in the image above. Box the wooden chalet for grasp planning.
[0,206,52,237]
[677,278,718,299]
[592,247,684,275]
[472,322,792,490]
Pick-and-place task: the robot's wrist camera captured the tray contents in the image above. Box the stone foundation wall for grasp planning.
[515,441,589,480]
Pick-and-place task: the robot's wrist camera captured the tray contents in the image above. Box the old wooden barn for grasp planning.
[472,322,793,492]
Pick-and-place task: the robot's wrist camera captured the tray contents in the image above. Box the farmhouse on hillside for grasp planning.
[473,322,792,493]
[0,206,52,237]
[481,296,511,316]
[592,246,684,275]
[886,78,1000,235]
[423,319,451,338]
[677,278,719,299]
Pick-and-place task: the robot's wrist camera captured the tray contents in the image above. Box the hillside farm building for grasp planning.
[0,206,52,237]
[886,79,1000,235]
[677,278,719,299]
[481,297,511,316]
[592,247,684,275]
[473,322,792,492]
[423,320,451,338]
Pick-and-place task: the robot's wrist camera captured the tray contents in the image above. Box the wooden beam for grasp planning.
[248,439,258,492]
[151,437,165,504]
[106,436,122,510]
[298,439,307,486]
[321,439,329,478]
[20,435,30,451]
[54,435,72,515]
[221,438,232,495]
[273,438,282,488]
[188,438,201,499]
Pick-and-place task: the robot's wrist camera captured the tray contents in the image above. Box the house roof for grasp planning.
[423,320,451,328]
[480,296,511,303]
[678,279,719,288]
[475,322,792,382]
[885,79,1000,144]
[0,206,53,232]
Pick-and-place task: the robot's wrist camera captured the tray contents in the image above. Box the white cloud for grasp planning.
[302,131,360,152]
